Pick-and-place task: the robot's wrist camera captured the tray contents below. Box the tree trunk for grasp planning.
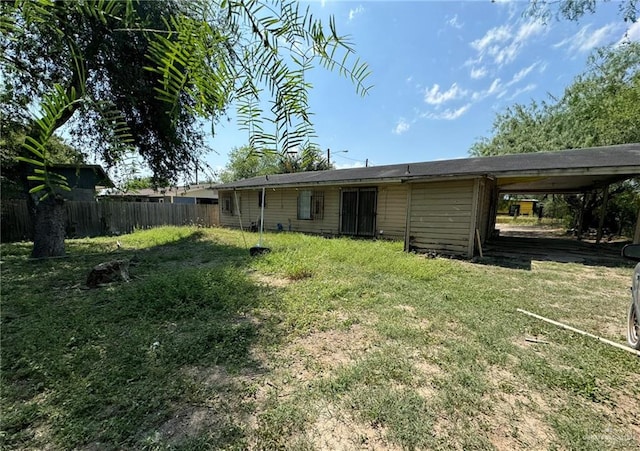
[31,195,66,258]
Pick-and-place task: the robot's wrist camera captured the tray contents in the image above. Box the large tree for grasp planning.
[1,0,370,257]
[276,145,332,173]
[219,145,280,183]
[471,43,640,237]
[219,144,332,182]
[470,42,640,157]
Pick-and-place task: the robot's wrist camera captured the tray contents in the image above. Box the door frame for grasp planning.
[339,187,377,237]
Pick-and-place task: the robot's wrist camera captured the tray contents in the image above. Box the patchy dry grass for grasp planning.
[2,226,639,450]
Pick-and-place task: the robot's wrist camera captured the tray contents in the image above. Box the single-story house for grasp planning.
[215,144,640,257]
[100,184,218,204]
[51,164,114,201]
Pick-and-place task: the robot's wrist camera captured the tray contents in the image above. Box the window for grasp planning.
[298,190,312,219]
[298,190,324,220]
[258,190,266,208]
[221,195,233,215]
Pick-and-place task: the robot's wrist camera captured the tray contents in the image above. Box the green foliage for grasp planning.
[219,145,280,183]
[471,43,640,156]
[220,143,333,182]
[276,144,333,173]
[15,84,81,200]
[120,176,154,192]
[142,0,371,156]
[0,127,82,200]
[541,181,640,236]
[525,0,638,23]
[471,44,640,237]
[2,0,369,256]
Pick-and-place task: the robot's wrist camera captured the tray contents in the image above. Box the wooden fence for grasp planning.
[1,200,220,242]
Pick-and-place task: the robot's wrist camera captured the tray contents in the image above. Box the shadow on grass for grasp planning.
[477,236,633,270]
[1,229,279,449]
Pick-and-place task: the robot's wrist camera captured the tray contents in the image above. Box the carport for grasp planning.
[478,143,640,264]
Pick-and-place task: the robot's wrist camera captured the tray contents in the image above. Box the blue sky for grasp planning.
[201,0,639,178]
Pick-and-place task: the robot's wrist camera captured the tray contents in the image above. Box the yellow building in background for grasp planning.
[498,199,539,216]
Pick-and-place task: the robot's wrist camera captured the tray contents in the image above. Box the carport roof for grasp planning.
[215,143,640,193]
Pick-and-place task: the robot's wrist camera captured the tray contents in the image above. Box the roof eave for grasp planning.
[218,177,408,190]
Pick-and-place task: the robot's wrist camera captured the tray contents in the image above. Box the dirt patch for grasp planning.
[496,224,567,238]
[308,403,402,451]
[153,406,217,445]
[594,373,640,446]
[394,304,416,314]
[250,272,292,288]
[149,365,258,446]
[181,365,232,387]
[513,335,551,350]
[484,366,555,450]
[248,324,381,425]
[288,324,377,374]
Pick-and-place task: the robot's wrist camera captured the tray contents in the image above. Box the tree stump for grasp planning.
[86,259,130,288]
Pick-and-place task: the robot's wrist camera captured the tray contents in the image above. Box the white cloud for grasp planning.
[471,78,503,101]
[515,20,545,42]
[447,14,463,29]
[471,25,511,53]
[335,161,365,170]
[470,19,545,66]
[441,104,471,120]
[508,62,538,86]
[393,118,411,135]
[555,23,620,53]
[348,5,364,22]
[487,78,502,95]
[424,83,467,105]
[422,104,472,120]
[470,66,488,79]
[507,83,537,101]
[537,61,548,74]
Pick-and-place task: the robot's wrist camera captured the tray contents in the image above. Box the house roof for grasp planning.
[51,164,115,188]
[215,143,640,194]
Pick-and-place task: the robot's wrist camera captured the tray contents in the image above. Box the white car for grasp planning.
[622,244,640,349]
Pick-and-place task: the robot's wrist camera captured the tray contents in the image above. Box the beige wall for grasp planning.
[407,179,476,256]
[219,187,342,235]
[219,184,409,239]
[220,178,490,257]
[375,184,408,240]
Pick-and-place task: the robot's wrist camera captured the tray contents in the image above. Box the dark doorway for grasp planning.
[341,188,377,236]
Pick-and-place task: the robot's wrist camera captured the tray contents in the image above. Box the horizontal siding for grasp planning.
[409,241,468,254]
[220,184,409,241]
[408,180,475,255]
[376,185,408,240]
[218,188,341,235]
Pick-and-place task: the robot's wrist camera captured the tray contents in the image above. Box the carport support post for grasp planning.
[576,192,587,241]
[634,206,640,244]
[595,185,609,244]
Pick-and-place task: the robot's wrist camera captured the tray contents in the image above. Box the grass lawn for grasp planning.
[2,226,639,450]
